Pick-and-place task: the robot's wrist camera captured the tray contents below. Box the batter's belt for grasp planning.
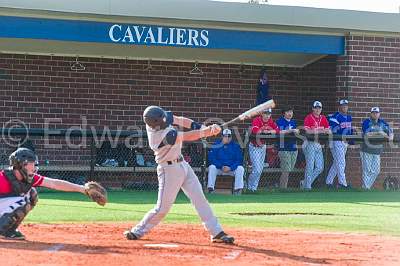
[159,155,184,166]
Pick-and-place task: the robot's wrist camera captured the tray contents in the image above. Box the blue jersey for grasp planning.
[208,140,243,171]
[328,112,353,135]
[256,82,270,105]
[276,117,297,151]
[361,118,393,154]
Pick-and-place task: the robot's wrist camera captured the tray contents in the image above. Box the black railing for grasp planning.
[0,128,398,191]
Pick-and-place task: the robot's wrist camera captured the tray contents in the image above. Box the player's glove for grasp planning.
[84,181,107,206]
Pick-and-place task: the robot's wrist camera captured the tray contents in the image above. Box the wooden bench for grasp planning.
[256,167,305,189]
[204,167,305,193]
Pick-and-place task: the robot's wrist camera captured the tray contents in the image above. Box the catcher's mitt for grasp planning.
[84,181,107,206]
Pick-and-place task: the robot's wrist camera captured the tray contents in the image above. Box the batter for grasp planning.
[124,106,235,244]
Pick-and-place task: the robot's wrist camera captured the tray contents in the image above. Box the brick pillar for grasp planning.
[337,35,400,189]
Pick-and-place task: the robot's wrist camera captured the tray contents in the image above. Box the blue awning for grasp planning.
[0,16,345,55]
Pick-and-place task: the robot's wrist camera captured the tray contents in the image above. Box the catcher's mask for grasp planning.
[9,147,38,183]
[143,105,168,130]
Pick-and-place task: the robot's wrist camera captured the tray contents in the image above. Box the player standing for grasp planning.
[360,107,393,189]
[247,108,279,191]
[301,101,331,190]
[124,106,235,244]
[325,99,354,188]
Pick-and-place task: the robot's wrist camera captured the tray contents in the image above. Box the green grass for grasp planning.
[27,190,400,236]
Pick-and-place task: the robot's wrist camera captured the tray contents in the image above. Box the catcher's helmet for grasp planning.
[143,106,168,129]
[9,148,38,182]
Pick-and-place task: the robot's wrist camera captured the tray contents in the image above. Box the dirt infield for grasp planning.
[1,223,400,266]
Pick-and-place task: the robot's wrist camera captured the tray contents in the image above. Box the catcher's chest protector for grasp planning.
[4,170,34,196]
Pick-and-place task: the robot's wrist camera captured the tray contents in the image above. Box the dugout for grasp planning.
[0,0,399,188]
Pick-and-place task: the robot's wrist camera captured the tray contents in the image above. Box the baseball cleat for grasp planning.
[124,230,139,240]
[212,231,234,244]
[233,189,242,195]
[1,229,26,240]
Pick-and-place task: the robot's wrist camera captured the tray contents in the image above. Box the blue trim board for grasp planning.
[0,16,344,55]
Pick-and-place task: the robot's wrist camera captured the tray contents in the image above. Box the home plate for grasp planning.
[223,250,242,260]
[144,243,180,248]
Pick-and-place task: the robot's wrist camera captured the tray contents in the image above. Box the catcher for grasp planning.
[0,147,107,240]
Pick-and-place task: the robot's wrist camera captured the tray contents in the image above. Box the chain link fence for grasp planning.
[1,128,399,192]
[0,128,207,191]
[245,133,400,191]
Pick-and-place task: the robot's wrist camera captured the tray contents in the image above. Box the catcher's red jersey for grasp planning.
[0,170,44,195]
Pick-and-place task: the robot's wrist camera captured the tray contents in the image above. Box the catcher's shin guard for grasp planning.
[0,201,32,235]
[0,212,17,235]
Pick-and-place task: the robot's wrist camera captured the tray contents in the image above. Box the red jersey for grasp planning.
[0,170,44,195]
[250,116,279,146]
[304,113,329,130]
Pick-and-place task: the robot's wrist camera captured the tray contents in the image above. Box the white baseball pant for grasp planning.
[360,151,381,189]
[303,141,324,189]
[326,141,348,186]
[207,165,244,190]
[247,143,266,191]
[130,160,223,238]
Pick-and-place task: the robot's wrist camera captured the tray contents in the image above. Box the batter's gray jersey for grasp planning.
[146,125,182,163]
[128,113,224,239]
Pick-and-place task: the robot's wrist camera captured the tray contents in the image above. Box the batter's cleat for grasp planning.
[124,230,139,240]
[2,229,26,240]
[212,231,234,244]
[208,187,215,194]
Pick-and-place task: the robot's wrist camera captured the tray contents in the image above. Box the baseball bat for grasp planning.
[221,99,275,127]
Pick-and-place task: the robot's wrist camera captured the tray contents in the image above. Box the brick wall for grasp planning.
[1,38,397,189]
[0,54,337,129]
[0,53,338,177]
[338,35,400,188]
